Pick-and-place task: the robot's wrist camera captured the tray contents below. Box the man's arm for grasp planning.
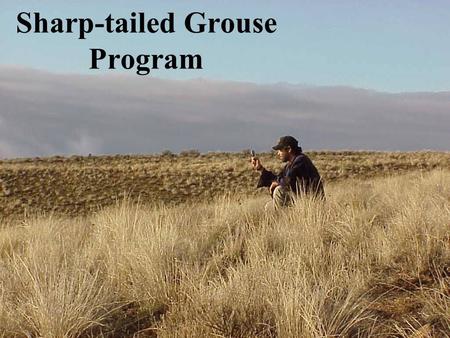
[251,156,278,188]
[256,168,277,188]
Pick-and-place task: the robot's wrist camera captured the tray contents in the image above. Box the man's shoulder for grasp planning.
[292,153,319,171]
[292,153,308,165]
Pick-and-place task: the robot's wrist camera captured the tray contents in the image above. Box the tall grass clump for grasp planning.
[91,199,186,316]
[0,217,116,338]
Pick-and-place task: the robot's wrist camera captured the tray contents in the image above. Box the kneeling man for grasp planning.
[251,136,324,209]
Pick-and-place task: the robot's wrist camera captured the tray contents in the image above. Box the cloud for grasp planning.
[0,66,449,158]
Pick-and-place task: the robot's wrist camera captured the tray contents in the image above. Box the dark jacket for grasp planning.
[257,153,324,198]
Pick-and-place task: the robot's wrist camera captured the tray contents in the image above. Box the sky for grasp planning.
[1,0,450,92]
[0,1,449,157]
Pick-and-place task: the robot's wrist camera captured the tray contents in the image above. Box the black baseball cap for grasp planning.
[272,136,299,150]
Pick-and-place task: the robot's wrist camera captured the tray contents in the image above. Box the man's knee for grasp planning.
[272,185,292,209]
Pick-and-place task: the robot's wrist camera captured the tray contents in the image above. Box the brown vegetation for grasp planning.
[0,151,448,219]
[0,165,449,337]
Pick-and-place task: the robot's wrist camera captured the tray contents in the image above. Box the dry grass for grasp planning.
[0,168,449,337]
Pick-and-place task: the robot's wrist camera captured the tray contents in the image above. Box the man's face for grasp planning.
[277,148,290,162]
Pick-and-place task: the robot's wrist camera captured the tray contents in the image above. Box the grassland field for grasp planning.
[0,151,448,219]
[0,151,449,337]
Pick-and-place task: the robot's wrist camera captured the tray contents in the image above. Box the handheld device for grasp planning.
[250,149,256,157]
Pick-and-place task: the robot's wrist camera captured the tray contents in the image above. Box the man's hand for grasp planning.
[251,157,264,172]
[269,181,279,195]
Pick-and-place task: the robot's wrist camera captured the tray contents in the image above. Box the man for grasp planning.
[251,136,324,209]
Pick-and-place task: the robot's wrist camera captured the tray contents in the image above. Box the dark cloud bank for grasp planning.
[0,66,449,158]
